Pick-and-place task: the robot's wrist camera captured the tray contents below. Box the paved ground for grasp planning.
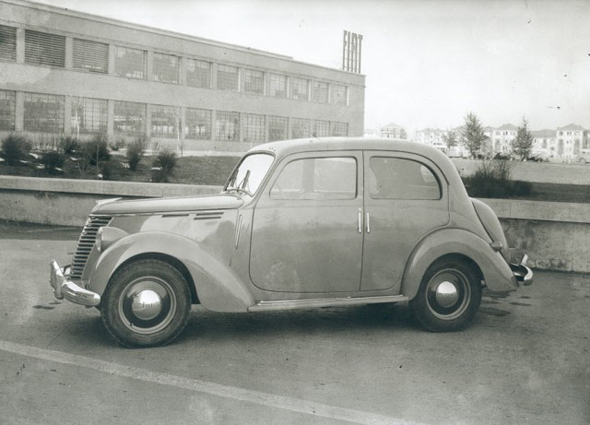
[0,224,589,424]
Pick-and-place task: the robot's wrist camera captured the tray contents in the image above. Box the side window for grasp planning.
[271,157,357,200]
[368,157,441,200]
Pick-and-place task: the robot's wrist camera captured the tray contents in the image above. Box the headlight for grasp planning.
[96,227,128,253]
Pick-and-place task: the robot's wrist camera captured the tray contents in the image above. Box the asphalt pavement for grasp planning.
[0,223,588,425]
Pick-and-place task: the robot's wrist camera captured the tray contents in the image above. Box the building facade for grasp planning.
[0,0,365,153]
[380,122,406,139]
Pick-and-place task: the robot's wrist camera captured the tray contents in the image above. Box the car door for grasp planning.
[250,151,364,293]
[361,151,449,292]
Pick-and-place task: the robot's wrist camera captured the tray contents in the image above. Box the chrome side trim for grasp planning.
[234,214,243,249]
[248,295,408,312]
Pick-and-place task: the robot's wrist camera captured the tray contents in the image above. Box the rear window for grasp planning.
[368,157,441,200]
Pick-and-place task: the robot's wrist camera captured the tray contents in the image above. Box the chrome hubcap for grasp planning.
[118,277,176,334]
[131,290,163,320]
[435,281,459,308]
[426,269,471,320]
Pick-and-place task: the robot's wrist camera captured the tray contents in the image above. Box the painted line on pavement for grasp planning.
[0,340,422,425]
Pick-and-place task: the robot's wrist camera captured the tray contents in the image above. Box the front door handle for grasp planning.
[358,209,363,234]
[366,212,371,234]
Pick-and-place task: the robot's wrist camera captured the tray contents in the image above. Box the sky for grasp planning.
[35,0,590,135]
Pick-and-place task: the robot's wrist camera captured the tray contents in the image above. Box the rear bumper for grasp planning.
[49,260,101,307]
[509,254,533,286]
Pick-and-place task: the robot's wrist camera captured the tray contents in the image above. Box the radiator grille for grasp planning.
[70,215,112,280]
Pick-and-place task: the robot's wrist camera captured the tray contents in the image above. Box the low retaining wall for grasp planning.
[1,176,588,273]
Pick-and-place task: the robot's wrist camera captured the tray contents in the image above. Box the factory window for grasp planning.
[0,90,16,131]
[23,92,64,133]
[313,120,330,137]
[73,38,108,73]
[291,78,309,101]
[243,113,265,144]
[151,105,179,138]
[185,108,211,140]
[242,69,264,95]
[153,52,180,84]
[291,118,311,139]
[331,85,347,106]
[268,116,288,142]
[268,74,288,98]
[331,122,348,137]
[25,30,65,68]
[186,58,210,89]
[70,97,107,135]
[0,25,17,62]
[114,46,146,79]
[216,111,240,141]
[217,64,239,91]
[114,101,145,136]
[312,81,329,103]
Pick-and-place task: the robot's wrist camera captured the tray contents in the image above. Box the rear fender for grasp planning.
[87,231,254,312]
[401,228,518,300]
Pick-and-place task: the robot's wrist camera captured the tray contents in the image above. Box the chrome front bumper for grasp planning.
[510,254,534,286]
[50,260,101,307]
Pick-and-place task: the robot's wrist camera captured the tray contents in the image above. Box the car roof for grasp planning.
[245,137,469,200]
[249,137,442,158]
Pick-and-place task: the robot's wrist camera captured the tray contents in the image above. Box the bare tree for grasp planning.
[443,128,459,151]
[69,96,85,139]
[174,106,184,157]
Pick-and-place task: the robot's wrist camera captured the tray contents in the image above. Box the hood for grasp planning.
[91,193,243,215]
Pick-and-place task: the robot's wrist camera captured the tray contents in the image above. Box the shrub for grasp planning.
[465,160,532,199]
[152,150,177,182]
[109,138,126,152]
[81,134,111,166]
[59,136,80,154]
[40,151,65,174]
[126,136,149,171]
[1,134,32,166]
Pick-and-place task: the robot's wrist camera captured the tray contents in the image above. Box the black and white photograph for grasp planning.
[0,0,588,423]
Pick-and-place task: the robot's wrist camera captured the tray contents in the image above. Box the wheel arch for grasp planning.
[87,231,254,312]
[115,252,199,305]
[401,228,517,301]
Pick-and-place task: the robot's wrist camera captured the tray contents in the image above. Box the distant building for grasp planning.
[0,0,365,153]
[555,124,585,159]
[380,122,407,139]
[415,128,446,151]
[532,129,557,154]
[490,123,518,153]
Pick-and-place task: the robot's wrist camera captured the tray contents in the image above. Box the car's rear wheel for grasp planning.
[101,259,191,348]
[410,258,482,332]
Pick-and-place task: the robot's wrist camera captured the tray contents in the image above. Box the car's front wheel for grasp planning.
[410,258,482,332]
[101,259,191,348]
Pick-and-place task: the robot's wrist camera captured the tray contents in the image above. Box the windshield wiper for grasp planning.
[226,170,252,196]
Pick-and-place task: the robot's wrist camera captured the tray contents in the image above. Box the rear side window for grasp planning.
[368,157,441,200]
[271,157,357,200]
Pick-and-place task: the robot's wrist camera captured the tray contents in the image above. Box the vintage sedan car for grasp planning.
[50,138,533,347]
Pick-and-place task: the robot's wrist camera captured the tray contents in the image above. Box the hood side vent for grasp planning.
[193,210,224,221]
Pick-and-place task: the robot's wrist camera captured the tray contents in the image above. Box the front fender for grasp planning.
[87,231,254,312]
[401,228,518,300]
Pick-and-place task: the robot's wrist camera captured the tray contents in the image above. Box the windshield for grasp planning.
[224,153,274,196]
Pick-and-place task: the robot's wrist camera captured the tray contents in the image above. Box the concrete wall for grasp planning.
[0,176,588,272]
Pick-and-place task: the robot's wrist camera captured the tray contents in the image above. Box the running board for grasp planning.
[248,295,408,312]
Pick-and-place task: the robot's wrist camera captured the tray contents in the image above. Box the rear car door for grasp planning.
[361,151,449,291]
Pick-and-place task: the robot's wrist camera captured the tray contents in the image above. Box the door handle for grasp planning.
[366,212,371,234]
[358,209,363,234]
